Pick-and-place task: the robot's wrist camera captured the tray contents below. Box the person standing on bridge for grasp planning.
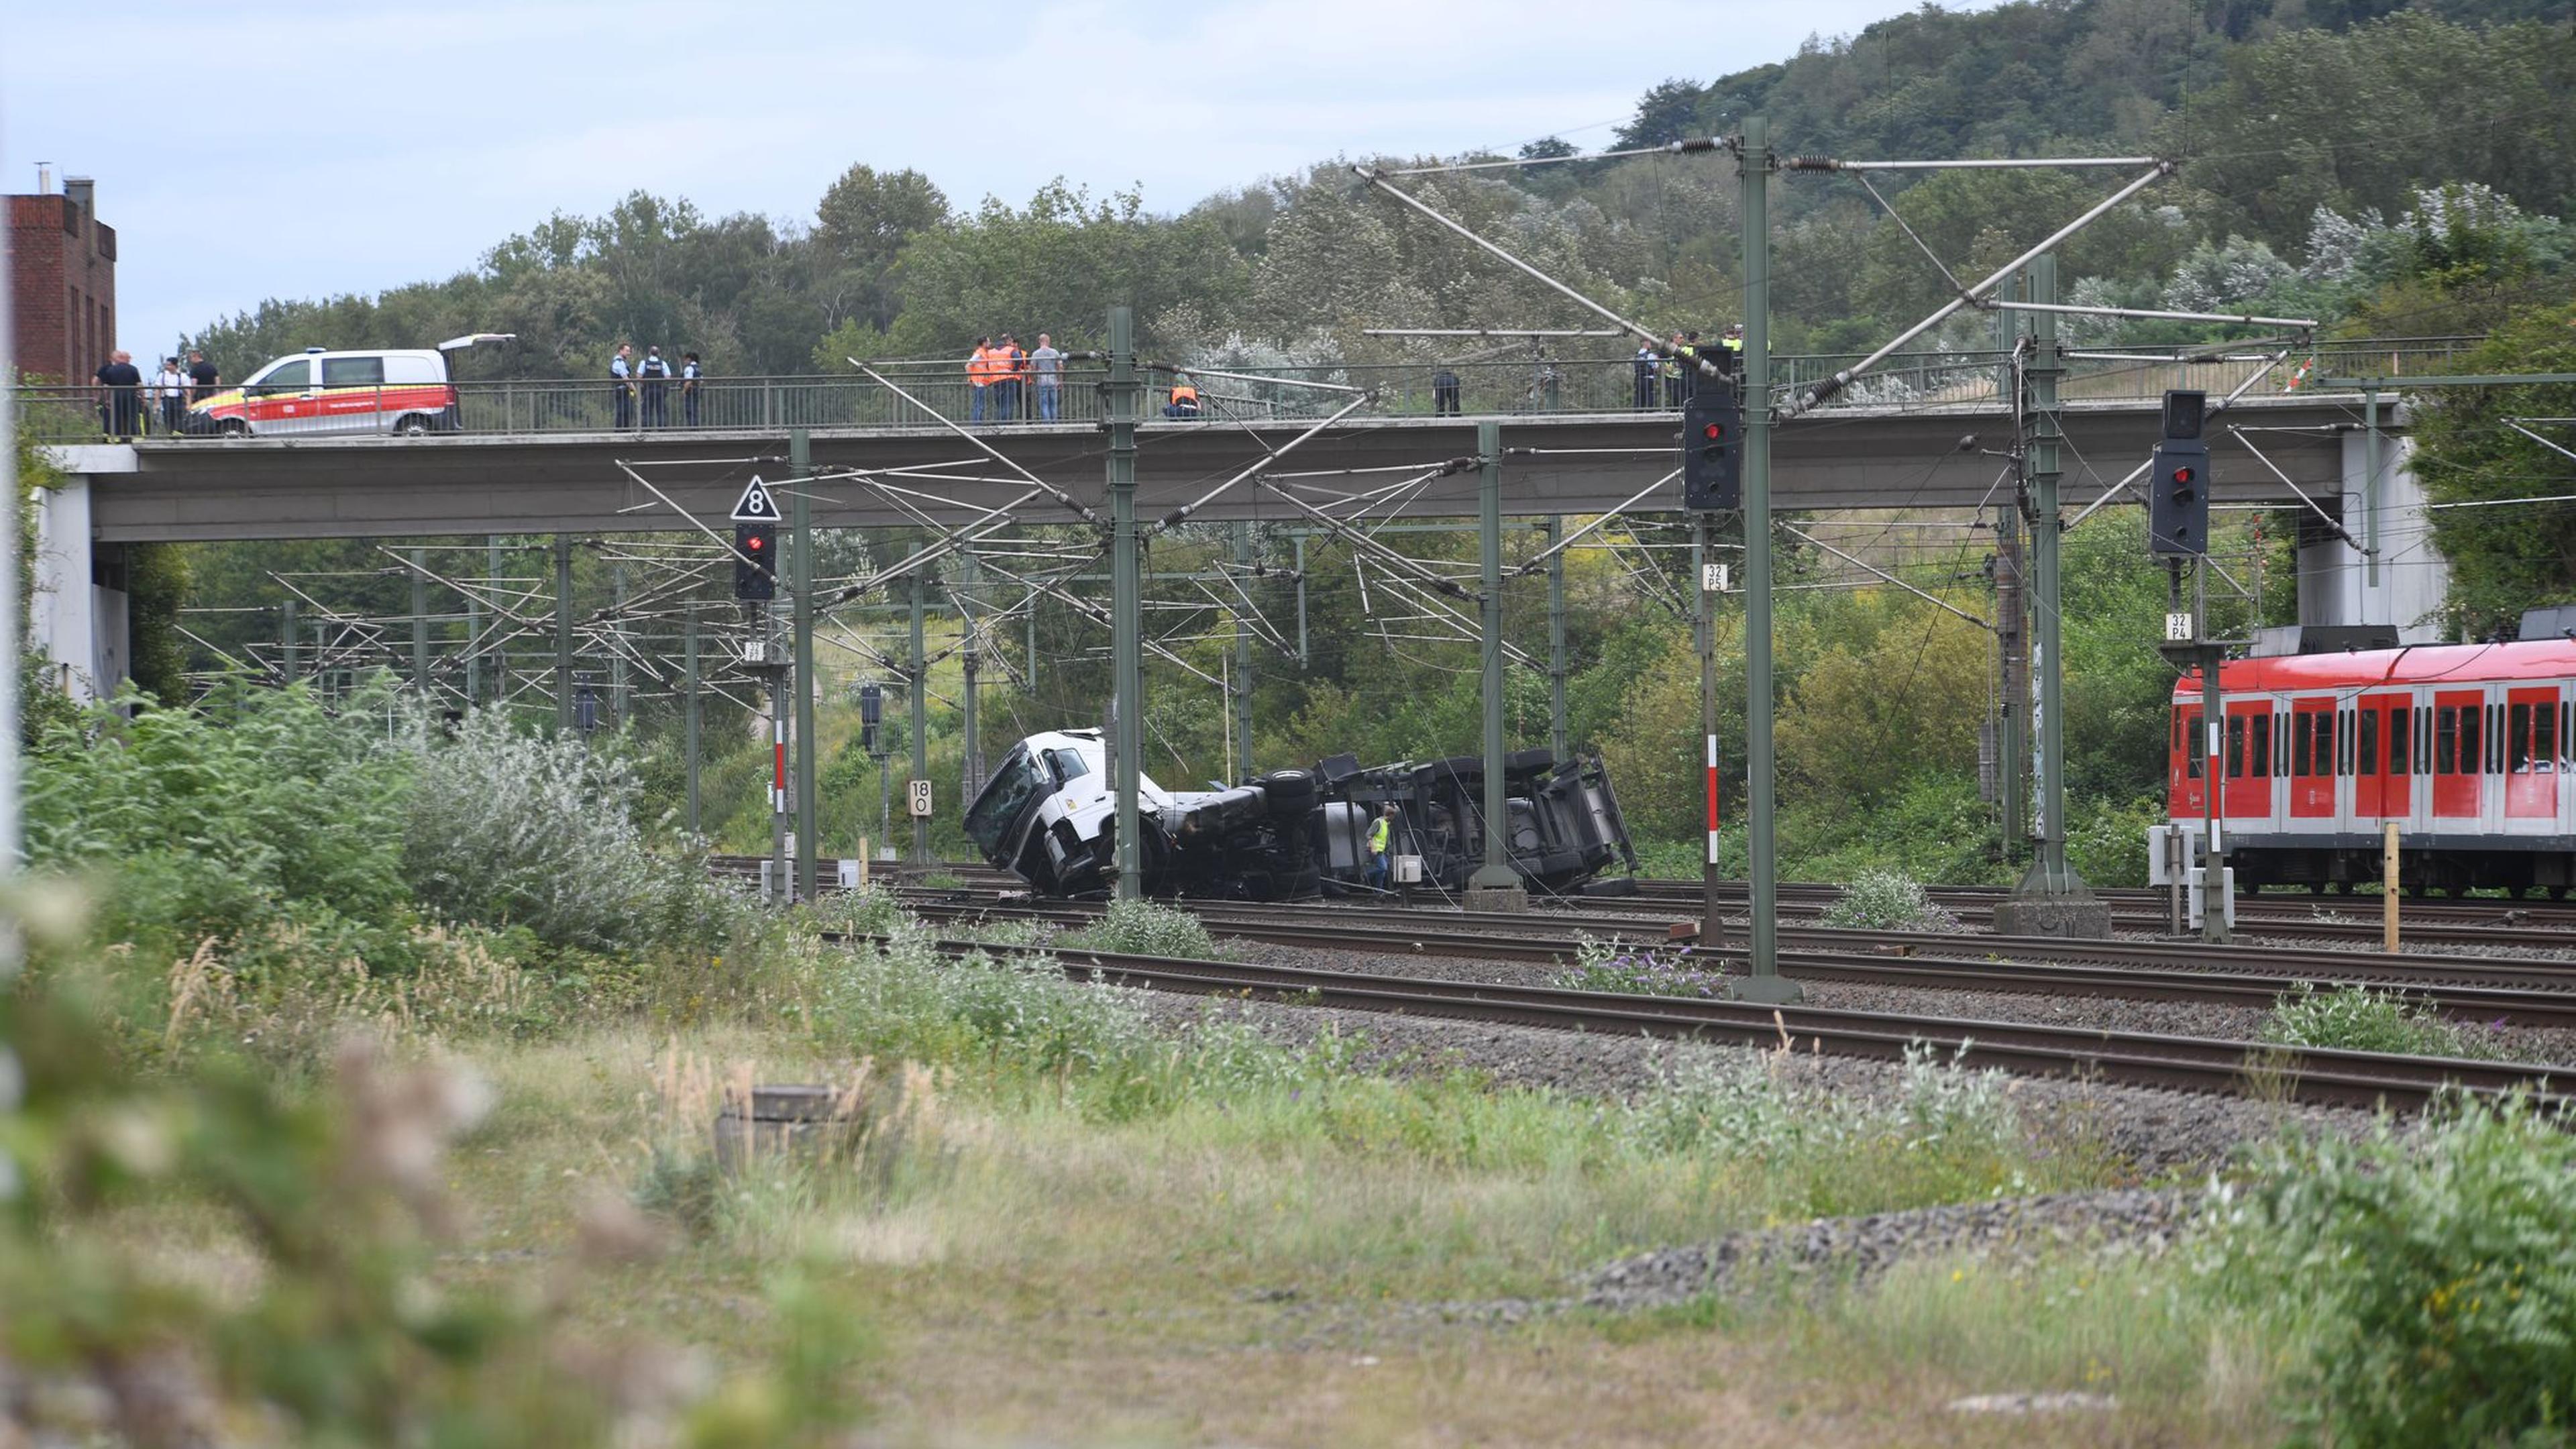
[95,351,143,441]
[637,345,672,428]
[681,352,703,427]
[1365,802,1397,890]
[994,333,1025,423]
[186,350,219,404]
[1030,333,1063,421]
[152,357,187,435]
[609,344,636,429]
[1718,322,1743,383]
[967,336,995,423]
[1432,366,1461,416]
[1633,339,1660,410]
[1164,372,1201,419]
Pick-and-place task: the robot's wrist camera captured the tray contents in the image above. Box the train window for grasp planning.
[2420,707,2432,774]
[2186,716,2204,779]
[2463,705,2483,775]
[2510,703,2533,773]
[2249,713,2269,777]
[2341,710,2354,776]
[2359,710,2377,777]
[2312,712,2335,776]
[2389,706,2410,776]
[2292,713,2312,776]
[2226,716,2245,778]
[2276,714,2289,775]
[2549,699,2565,773]
[2438,707,2458,774]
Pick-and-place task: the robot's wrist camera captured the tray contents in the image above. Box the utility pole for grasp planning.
[553,535,574,737]
[1107,307,1144,901]
[281,597,299,685]
[1232,520,1255,778]
[1735,117,1799,1003]
[1995,255,2109,935]
[1293,533,1310,666]
[1466,419,1527,911]
[410,547,430,699]
[608,565,629,727]
[485,537,503,710]
[1546,516,1569,761]
[1993,493,2026,859]
[1697,515,1723,941]
[792,429,818,901]
[959,545,981,804]
[909,564,929,865]
[2196,561,2230,944]
[684,604,701,838]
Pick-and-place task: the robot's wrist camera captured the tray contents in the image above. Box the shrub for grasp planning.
[1820,869,1965,932]
[25,677,416,948]
[2257,983,2493,1059]
[1552,934,1729,998]
[2201,1093,2576,1445]
[1056,898,1232,961]
[403,708,741,954]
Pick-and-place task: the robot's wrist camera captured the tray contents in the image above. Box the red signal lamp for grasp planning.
[1702,423,1726,440]
[2171,466,2196,484]
[745,534,765,551]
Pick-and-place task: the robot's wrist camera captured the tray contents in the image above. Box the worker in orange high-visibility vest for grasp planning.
[967,336,996,423]
[1165,372,1201,419]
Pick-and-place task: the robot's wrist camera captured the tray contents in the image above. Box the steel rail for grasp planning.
[863,933,2566,1112]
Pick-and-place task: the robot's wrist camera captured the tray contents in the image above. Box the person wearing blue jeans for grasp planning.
[1363,802,1397,890]
[1030,333,1063,421]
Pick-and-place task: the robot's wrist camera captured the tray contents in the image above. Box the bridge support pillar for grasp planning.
[2291,425,2447,642]
[28,476,127,704]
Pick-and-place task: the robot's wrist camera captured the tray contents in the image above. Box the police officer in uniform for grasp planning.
[609,344,636,429]
[637,345,672,428]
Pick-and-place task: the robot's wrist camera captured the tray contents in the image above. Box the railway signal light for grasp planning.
[1681,390,1741,511]
[733,522,775,600]
[2148,437,2212,557]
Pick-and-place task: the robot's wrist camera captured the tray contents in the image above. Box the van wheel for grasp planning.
[394,415,431,437]
[218,419,249,437]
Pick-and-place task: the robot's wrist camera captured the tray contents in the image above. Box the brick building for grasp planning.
[8,175,117,384]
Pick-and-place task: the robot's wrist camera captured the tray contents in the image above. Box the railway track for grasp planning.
[860,932,2567,1113]
[704,855,2576,947]
[898,895,2576,1028]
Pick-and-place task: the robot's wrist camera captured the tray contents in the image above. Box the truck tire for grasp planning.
[1258,768,1316,813]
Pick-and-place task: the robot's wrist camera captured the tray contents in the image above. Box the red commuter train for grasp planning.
[2169,640,2575,896]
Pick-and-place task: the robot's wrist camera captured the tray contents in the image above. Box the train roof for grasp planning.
[2172,639,2576,700]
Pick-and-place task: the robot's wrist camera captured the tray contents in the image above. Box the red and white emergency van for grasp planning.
[186,334,512,437]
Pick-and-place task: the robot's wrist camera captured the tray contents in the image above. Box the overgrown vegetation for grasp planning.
[2201,1093,2576,1446]
[1552,935,1729,999]
[2257,981,2498,1059]
[1820,869,1966,932]
[1054,898,1234,961]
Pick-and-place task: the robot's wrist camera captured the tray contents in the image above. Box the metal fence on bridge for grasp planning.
[12,337,2485,445]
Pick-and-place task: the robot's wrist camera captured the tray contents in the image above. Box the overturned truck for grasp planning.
[962,729,1639,901]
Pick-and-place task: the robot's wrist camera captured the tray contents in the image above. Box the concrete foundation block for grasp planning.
[1990,894,2114,940]
[1462,884,1530,914]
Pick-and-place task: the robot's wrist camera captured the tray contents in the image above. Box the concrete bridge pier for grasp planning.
[2290,425,2450,643]
[30,453,133,704]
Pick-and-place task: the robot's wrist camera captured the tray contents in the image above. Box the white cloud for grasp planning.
[3,0,1980,356]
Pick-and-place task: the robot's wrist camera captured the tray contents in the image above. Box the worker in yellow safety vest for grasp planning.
[1364,802,1397,890]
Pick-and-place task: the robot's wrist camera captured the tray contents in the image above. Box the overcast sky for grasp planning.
[7,0,1966,358]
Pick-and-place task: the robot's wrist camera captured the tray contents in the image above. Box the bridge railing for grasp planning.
[11,336,2487,444]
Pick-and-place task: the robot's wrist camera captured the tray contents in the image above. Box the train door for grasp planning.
[2353,692,2412,820]
[2288,698,2335,820]
[2432,689,2484,820]
[2224,700,2271,820]
[2169,704,2204,819]
[2504,686,2559,821]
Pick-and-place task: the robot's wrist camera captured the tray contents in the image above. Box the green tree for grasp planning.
[2406,299,2576,636]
